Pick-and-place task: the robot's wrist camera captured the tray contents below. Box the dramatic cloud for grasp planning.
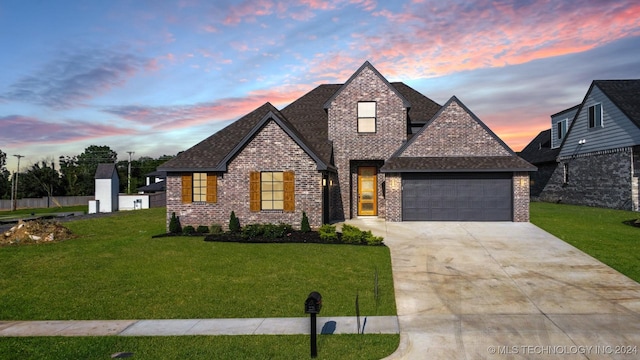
[1,49,154,109]
[0,115,133,146]
[359,0,640,79]
[103,85,311,129]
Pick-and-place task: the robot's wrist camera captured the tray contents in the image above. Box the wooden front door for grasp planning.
[358,167,377,216]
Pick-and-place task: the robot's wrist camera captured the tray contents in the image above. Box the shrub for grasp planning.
[196,225,210,234]
[341,224,363,244]
[210,224,224,235]
[363,230,384,246]
[229,211,240,233]
[301,212,311,232]
[262,224,281,240]
[319,224,338,242]
[169,212,182,234]
[242,224,263,239]
[182,225,196,235]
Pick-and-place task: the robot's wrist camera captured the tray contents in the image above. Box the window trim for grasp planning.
[557,119,567,140]
[588,103,603,129]
[193,172,207,202]
[250,171,294,212]
[357,101,377,133]
[181,173,217,204]
[260,171,285,210]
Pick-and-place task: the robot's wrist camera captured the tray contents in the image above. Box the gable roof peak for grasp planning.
[392,95,517,157]
[323,61,411,109]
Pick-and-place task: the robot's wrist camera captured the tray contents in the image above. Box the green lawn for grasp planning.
[0,207,398,358]
[530,202,640,282]
[0,335,399,360]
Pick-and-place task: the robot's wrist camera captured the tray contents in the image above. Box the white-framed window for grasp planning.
[193,172,207,202]
[563,163,569,184]
[557,119,568,140]
[261,171,284,210]
[357,102,376,133]
[588,103,602,128]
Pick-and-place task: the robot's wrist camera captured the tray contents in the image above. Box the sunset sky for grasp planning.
[1,0,639,172]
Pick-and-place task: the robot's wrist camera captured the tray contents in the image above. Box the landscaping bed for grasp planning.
[158,211,385,246]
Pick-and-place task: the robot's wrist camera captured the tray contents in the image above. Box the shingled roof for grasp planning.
[94,163,117,179]
[518,129,560,165]
[594,80,640,129]
[382,96,535,173]
[159,81,442,173]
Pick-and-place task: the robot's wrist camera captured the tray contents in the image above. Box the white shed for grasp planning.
[94,163,119,213]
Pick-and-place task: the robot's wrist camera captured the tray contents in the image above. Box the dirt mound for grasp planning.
[1,220,76,246]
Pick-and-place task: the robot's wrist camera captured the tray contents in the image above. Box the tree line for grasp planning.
[0,145,174,200]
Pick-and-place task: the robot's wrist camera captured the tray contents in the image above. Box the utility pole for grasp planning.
[127,151,135,194]
[12,154,24,211]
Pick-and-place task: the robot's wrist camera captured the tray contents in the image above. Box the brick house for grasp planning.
[158,62,534,230]
[520,80,640,211]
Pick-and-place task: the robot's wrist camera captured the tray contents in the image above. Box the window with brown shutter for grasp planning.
[250,171,295,211]
[182,173,217,203]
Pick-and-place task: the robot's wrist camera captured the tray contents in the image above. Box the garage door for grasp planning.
[402,173,512,221]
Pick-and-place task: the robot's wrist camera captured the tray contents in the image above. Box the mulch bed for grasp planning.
[154,230,344,244]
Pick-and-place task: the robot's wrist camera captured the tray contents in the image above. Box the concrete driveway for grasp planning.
[346,220,640,360]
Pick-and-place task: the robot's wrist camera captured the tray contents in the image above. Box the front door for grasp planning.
[358,167,377,216]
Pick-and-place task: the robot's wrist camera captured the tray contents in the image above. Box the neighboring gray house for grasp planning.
[137,170,166,193]
[519,105,578,197]
[158,61,534,230]
[521,80,640,211]
[94,163,119,213]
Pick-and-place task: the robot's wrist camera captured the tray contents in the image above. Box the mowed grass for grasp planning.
[1,208,399,358]
[0,207,395,320]
[0,334,399,360]
[530,202,640,282]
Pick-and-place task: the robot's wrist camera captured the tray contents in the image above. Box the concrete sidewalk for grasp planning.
[0,316,399,337]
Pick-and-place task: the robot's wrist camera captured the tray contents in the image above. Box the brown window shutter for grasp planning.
[283,171,295,212]
[206,174,217,203]
[181,174,192,203]
[249,171,261,212]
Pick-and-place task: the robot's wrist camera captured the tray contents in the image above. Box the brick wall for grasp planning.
[540,148,635,210]
[513,172,530,222]
[166,120,323,231]
[400,100,511,157]
[327,66,407,219]
[384,173,402,221]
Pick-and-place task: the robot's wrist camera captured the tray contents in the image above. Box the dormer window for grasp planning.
[557,119,567,140]
[357,101,376,133]
[588,104,602,128]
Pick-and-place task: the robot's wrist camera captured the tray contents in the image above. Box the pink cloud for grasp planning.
[346,1,640,79]
[103,85,312,131]
[0,115,132,147]
[202,24,218,33]
[223,0,275,25]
